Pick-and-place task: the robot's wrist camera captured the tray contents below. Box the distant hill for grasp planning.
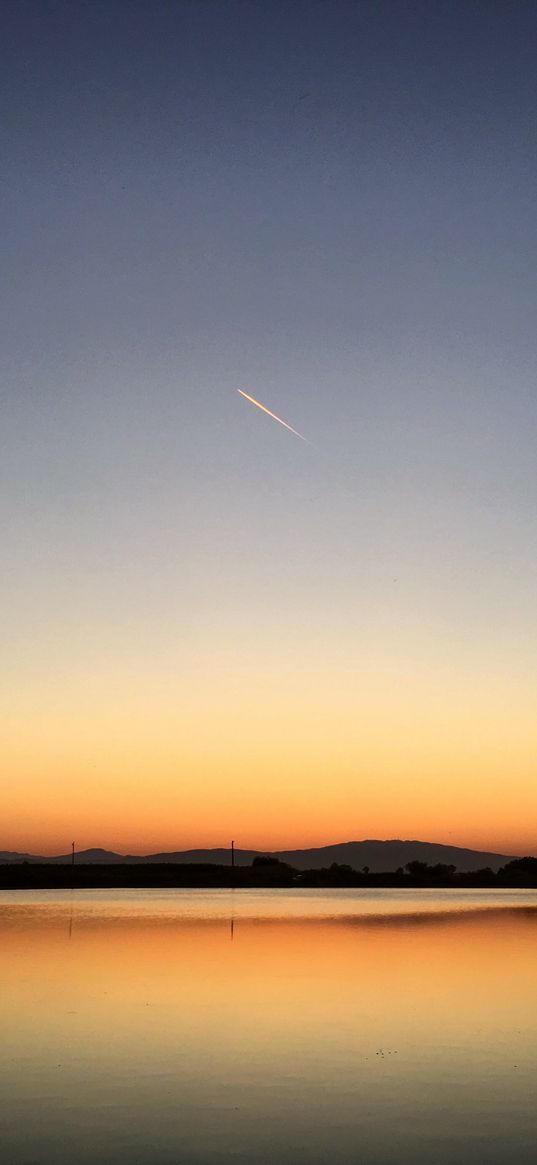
[0,839,514,872]
[47,848,129,864]
[142,840,512,873]
[280,840,515,873]
[0,847,129,864]
[0,851,36,862]
[141,847,261,865]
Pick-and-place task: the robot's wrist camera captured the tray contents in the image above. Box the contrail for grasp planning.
[237,389,311,444]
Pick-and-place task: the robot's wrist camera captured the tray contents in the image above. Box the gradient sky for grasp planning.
[2,0,536,856]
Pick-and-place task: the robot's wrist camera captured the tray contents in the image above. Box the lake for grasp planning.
[2,888,537,1164]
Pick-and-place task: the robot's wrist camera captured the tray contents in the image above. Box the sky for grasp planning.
[2,0,536,857]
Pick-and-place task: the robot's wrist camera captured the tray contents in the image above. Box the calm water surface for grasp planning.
[2,888,537,1164]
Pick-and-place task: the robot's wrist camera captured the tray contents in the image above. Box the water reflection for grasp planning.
[1,890,537,1165]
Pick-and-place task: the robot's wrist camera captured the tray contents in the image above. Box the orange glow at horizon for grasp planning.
[3,625,536,857]
[3,529,537,858]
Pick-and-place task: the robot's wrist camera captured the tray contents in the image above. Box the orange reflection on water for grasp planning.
[3,903,537,1054]
[2,895,537,1165]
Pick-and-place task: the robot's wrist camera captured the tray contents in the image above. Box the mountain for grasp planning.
[141,848,260,865]
[272,840,512,873]
[0,840,514,872]
[0,851,37,862]
[46,848,129,864]
[0,847,126,864]
[132,840,512,872]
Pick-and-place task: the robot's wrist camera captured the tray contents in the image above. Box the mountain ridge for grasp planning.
[0,839,516,872]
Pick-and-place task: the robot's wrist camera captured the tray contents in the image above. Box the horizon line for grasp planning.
[2,836,528,859]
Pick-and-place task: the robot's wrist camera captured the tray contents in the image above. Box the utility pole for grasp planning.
[71,841,75,866]
[231,839,235,869]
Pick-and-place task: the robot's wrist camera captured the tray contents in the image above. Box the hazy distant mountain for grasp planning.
[141,848,261,865]
[46,848,129,864]
[0,840,513,872]
[0,851,37,862]
[272,840,512,873]
[0,847,127,864]
[139,840,512,872]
